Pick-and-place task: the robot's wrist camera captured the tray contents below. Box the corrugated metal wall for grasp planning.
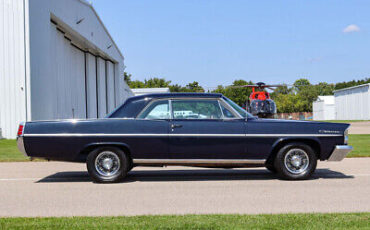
[0,0,27,138]
[313,101,324,120]
[335,85,370,120]
[51,24,119,119]
[96,57,107,118]
[1,0,133,138]
[86,53,97,118]
[49,25,86,119]
[106,61,115,113]
[313,102,336,120]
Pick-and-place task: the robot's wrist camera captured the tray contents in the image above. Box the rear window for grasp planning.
[109,98,150,118]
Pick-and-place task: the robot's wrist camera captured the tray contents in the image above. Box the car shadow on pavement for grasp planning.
[36,168,353,183]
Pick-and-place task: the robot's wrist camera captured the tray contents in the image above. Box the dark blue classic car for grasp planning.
[17,93,352,183]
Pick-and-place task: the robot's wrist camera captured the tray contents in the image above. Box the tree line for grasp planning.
[124,72,370,113]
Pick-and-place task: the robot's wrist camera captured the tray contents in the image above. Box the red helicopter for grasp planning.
[239,82,285,118]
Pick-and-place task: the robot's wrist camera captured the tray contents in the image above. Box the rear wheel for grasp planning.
[87,147,129,183]
[274,143,317,180]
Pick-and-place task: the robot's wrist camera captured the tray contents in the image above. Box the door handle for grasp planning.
[171,124,183,129]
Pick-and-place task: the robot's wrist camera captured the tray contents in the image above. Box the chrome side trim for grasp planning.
[133,159,266,164]
[23,133,343,137]
[16,137,28,156]
[328,145,353,161]
[23,133,245,137]
[245,134,342,137]
[23,133,169,137]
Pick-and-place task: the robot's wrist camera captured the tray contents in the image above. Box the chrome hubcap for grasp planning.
[102,158,114,170]
[95,151,121,178]
[284,148,309,174]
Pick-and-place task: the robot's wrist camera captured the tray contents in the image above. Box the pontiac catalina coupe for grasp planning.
[17,93,353,183]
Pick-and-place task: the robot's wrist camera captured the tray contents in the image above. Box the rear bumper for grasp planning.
[328,145,353,161]
[16,136,28,157]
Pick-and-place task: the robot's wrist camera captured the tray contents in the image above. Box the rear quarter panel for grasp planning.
[23,119,168,161]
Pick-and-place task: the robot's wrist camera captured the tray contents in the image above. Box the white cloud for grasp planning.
[343,24,360,33]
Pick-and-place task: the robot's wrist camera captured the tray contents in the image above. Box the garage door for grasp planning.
[53,28,86,119]
[51,24,117,119]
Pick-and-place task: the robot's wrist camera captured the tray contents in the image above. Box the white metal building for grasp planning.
[312,96,336,120]
[334,83,370,120]
[0,0,133,138]
[132,88,170,96]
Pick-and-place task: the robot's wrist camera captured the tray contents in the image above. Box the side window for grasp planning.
[220,103,236,118]
[138,100,170,119]
[172,100,222,119]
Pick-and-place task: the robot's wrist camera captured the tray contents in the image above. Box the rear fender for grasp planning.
[76,142,132,162]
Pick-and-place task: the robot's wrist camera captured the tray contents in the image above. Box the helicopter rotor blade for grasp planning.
[230,85,259,88]
[225,83,312,89]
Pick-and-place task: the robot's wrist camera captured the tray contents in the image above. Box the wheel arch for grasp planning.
[77,142,133,164]
[266,138,321,165]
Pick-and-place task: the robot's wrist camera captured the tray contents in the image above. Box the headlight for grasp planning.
[344,129,349,145]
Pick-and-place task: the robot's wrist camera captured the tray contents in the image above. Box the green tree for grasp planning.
[294,78,311,93]
[212,80,253,107]
[316,82,335,95]
[124,74,171,89]
[123,72,132,85]
[124,72,370,113]
[185,81,205,92]
[335,78,370,90]
[169,84,184,92]
[144,78,171,88]
[274,94,299,113]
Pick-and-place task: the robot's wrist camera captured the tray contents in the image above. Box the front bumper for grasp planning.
[16,136,28,156]
[328,145,353,161]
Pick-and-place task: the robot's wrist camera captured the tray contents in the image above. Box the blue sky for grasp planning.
[91,0,370,89]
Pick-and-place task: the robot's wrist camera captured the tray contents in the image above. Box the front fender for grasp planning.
[268,137,322,162]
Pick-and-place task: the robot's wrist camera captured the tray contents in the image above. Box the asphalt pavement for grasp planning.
[349,121,370,134]
[0,158,369,217]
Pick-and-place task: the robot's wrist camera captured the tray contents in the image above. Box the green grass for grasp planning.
[317,120,370,123]
[0,139,29,162]
[1,134,369,162]
[0,213,369,230]
[347,134,370,157]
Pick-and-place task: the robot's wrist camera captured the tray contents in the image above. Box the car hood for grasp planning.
[248,118,350,134]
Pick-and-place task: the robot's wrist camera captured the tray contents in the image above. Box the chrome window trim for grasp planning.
[218,99,243,119]
[136,99,171,120]
[221,97,251,119]
[136,97,223,120]
[170,98,224,120]
[217,100,225,119]
[169,99,173,119]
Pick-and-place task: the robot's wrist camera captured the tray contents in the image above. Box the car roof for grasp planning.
[129,92,223,101]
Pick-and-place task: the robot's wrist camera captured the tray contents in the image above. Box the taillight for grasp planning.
[17,123,25,136]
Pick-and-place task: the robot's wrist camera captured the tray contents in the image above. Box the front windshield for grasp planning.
[223,97,254,118]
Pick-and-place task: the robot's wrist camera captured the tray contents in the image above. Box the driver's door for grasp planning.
[132,99,170,159]
[168,99,246,159]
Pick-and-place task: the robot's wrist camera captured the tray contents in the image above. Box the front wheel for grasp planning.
[274,143,317,180]
[87,147,129,183]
